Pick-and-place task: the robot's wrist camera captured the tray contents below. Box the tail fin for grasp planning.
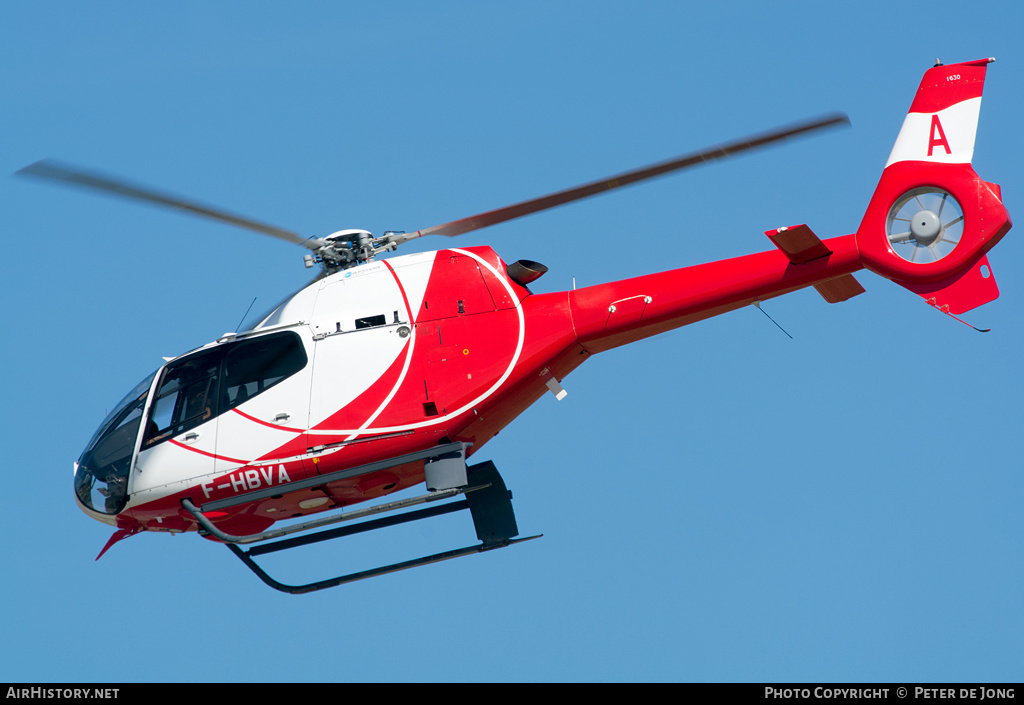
[856,58,1011,314]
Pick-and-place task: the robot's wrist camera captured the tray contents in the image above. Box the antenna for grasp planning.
[928,304,990,332]
[235,297,257,334]
[753,302,793,339]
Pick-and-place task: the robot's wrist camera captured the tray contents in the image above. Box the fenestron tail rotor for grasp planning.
[886,187,965,263]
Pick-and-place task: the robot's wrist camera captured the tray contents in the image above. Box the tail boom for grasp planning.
[568,59,1011,348]
[569,233,862,353]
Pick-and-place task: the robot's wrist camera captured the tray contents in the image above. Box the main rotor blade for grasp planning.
[404,113,849,241]
[17,159,312,249]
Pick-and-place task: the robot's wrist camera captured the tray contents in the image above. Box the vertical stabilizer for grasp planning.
[885,58,992,167]
[856,58,1010,315]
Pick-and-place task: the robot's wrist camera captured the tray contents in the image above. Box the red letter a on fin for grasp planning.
[928,114,951,156]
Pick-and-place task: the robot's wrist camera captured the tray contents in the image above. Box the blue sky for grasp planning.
[2,1,1022,683]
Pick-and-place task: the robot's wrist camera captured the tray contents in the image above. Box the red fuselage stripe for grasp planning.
[168,439,248,464]
[231,407,303,432]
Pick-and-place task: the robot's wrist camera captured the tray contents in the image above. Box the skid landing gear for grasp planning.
[184,458,540,594]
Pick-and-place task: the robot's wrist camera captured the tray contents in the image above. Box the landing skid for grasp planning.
[183,459,540,594]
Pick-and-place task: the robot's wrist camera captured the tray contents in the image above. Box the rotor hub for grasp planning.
[909,209,942,245]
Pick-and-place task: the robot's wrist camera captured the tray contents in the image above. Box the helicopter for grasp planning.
[20,58,1010,593]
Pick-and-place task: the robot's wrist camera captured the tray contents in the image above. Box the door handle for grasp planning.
[274,413,291,423]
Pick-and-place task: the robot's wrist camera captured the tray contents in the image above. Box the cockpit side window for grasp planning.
[140,332,307,448]
[143,349,222,447]
[222,332,307,411]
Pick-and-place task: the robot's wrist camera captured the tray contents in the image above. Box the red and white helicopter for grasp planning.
[22,58,1010,593]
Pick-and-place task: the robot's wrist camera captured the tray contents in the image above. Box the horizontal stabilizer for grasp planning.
[814,275,866,303]
[767,224,832,264]
[767,224,865,303]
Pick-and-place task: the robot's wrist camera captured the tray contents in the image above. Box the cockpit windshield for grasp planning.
[75,371,156,515]
[73,331,308,516]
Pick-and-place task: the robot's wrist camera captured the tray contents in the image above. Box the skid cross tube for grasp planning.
[226,494,540,593]
[182,486,476,545]
[189,459,540,593]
